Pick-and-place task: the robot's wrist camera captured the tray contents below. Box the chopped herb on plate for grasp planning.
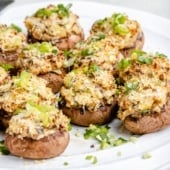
[85,155,98,164]
[0,140,10,155]
[84,124,128,149]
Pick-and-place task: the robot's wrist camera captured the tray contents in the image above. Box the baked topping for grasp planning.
[25,4,84,41]
[18,42,65,74]
[117,51,170,120]
[0,71,56,113]
[6,102,69,139]
[64,36,123,72]
[61,67,116,111]
[90,13,142,49]
[0,24,26,52]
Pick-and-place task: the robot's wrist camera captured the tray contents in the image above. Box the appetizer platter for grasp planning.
[0,0,170,169]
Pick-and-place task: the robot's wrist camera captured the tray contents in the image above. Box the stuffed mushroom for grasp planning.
[0,24,26,74]
[0,71,56,128]
[5,102,70,159]
[90,13,144,57]
[117,51,170,134]
[17,42,66,92]
[60,67,117,126]
[25,4,84,50]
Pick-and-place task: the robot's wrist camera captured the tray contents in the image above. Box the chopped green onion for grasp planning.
[52,49,58,54]
[142,152,152,159]
[117,58,131,70]
[112,13,129,35]
[155,52,167,58]
[25,42,58,55]
[10,24,22,32]
[0,140,10,155]
[137,55,153,64]
[125,81,139,93]
[81,48,94,57]
[84,124,110,139]
[113,137,128,146]
[0,63,13,71]
[88,64,100,73]
[15,71,31,89]
[114,24,129,35]
[35,8,52,17]
[96,18,106,25]
[26,102,55,127]
[68,123,72,131]
[35,4,72,18]
[85,155,98,164]
[131,50,147,57]
[63,50,73,57]
[112,13,127,25]
[56,3,72,17]
[63,162,69,166]
[84,124,127,149]
[90,33,106,41]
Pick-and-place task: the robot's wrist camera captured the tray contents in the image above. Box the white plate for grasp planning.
[0,1,170,170]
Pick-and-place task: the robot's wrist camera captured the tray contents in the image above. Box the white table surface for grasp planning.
[12,0,170,19]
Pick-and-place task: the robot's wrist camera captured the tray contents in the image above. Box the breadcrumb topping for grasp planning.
[25,4,84,42]
[61,67,116,111]
[0,71,56,113]
[90,13,143,49]
[6,103,69,139]
[18,42,65,75]
[117,52,170,120]
[0,24,26,52]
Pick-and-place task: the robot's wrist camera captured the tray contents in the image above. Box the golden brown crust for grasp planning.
[39,72,65,93]
[62,103,117,126]
[120,32,144,57]
[5,130,70,159]
[124,98,170,134]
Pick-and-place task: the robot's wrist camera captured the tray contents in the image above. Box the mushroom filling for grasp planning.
[25,4,84,41]
[90,13,143,49]
[6,102,69,140]
[61,67,117,112]
[18,42,65,75]
[63,35,123,73]
[0,71,56,114]
[0,24,26,52]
